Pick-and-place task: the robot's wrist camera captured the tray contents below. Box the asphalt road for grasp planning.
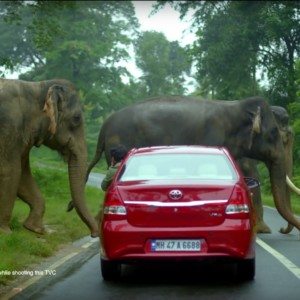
[11,174,300,300]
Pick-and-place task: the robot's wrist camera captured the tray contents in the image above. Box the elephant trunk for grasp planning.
[280,129,294,234]
[269,159,300,232]
[68,144,98,237]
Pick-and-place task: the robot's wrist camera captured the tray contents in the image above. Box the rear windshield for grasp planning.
[119,153,238,182]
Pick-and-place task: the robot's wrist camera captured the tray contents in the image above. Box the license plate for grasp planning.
[151,239,201,252]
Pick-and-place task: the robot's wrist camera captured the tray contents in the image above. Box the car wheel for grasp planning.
[101,258,121,281]
[235,258,255,281]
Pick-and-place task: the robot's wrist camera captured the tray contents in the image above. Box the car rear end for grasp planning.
[100,146,256,280]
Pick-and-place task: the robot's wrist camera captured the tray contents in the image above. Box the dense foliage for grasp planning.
[0,1,140,117]
[0,0,299,160]
[0,1,192,156]
[135,31,191,96]
[157,1,300,104]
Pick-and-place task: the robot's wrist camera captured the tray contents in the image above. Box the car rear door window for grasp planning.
[119,153,237,182]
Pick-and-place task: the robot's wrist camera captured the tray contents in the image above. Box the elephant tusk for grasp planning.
[286,175,300,195]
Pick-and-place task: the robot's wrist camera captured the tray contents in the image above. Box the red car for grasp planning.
[100,146,256,281]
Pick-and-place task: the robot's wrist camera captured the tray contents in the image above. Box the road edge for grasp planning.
[1,236,99,300]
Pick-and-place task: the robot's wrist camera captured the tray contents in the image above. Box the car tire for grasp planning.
[235,258,255,281]
[101,258,121,281]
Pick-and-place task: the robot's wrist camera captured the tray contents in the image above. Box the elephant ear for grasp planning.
[252,106,261,134]
[43,85,65,135]
[248,106,261,149]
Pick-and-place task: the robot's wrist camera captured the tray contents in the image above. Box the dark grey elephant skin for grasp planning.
[238,105,294,233]
[84,96,300,233]
[0,78,98,237]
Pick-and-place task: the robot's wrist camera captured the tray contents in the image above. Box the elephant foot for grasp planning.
[0,225,12,234]
[23,220,45,235]
[255,221,272,234]
[91,231,99,238]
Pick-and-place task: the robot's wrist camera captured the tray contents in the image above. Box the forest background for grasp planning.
[1,0,300,186]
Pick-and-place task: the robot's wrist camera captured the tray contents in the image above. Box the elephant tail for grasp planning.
[85,129,105,182]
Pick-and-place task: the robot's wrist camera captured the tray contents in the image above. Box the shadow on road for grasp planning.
[109,260,248,287]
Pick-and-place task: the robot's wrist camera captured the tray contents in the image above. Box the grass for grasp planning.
[30,145,108,173]
[0,164,104,286]
[262,193,300,215]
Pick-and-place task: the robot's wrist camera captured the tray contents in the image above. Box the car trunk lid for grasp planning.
[117,180,236,227]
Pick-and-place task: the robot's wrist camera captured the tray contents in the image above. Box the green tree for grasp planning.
[259,2,300,105]
[0,1,147,158]
[195,2,262,99]
[155,1,264,99]
[0,1,70,75]
[288,59,300,160]
[0,1,140,116]
[156,1,300,104]
[135,31,191,96]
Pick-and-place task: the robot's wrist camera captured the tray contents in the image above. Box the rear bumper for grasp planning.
[100,219,256,262]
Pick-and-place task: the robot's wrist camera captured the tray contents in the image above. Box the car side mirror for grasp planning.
[244,177,260,189]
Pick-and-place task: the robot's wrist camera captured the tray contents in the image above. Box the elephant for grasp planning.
[0,78,98,237]
[238,105,294,232]
[238,105,294,233]
[70,95,300,233]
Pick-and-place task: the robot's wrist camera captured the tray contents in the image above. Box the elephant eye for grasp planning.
[70,113,82,128]
[268,127,279,142]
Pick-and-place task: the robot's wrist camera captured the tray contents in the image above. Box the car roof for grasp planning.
[129,145,228,156]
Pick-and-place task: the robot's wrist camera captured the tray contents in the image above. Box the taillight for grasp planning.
[225,184,250,219]
[103,188,127,220]
[103,206,126,215]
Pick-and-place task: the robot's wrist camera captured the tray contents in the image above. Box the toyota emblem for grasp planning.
[169,189,183,200]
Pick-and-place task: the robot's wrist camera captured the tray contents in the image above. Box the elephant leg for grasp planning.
[17,157,45,234]
[279,190,294,234]
[95,208,103,225]
[238,158,271,233]
[0,160,21,234]
[251,186,272,233]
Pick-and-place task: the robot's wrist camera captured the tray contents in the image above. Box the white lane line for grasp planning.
[81,239,98,249]
[256,237,300,279]
[43,252,79,270]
